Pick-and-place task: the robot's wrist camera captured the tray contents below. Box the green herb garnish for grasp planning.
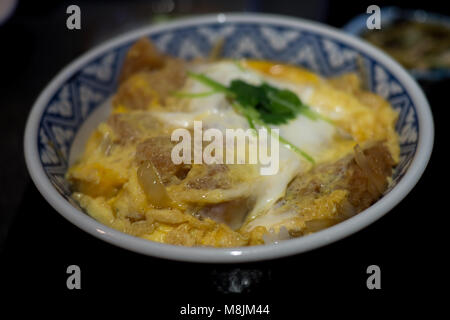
[187,72,235,97]
[172,90,218,98]
[186,71,329,164]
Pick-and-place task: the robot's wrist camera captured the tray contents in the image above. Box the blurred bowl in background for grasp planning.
[0,0,18,25]
[343,6,450,81]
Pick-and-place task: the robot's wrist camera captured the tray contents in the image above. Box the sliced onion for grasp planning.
[354,145,385,196]
[99,132,113,156]
[137,160,172,208]
[197,198,251,230]
[262,226,291,244]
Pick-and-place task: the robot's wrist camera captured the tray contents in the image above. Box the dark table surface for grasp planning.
[0,0,445,315]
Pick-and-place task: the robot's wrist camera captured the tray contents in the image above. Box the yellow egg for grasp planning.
[67,57,399,247]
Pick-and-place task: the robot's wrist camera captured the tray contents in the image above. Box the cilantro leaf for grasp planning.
[186,72,332,164]
[229,80,261,108]
[229,80,306,125]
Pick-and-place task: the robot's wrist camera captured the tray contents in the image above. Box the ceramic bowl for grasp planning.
[24,13,434,263]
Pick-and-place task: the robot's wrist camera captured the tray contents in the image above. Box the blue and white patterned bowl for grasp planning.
[24,13,434,262]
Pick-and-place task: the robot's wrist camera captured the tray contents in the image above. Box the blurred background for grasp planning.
[0,0,446,310]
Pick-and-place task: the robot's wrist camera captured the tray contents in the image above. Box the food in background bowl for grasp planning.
[362,19,450,71]
[344,7,450,80]
[66,38,399,247]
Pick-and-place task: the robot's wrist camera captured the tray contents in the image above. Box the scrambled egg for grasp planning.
[67,40,398,247]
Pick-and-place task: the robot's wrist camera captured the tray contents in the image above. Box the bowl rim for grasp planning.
[24,12,434,263]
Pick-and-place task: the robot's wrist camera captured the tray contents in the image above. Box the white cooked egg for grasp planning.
[146,61,342,230]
